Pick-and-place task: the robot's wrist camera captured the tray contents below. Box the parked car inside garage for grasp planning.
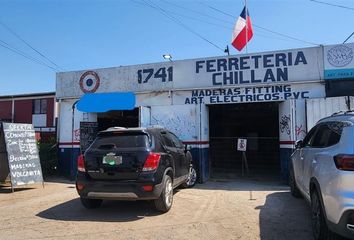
[290,112,354,239]
[76,126,196,212]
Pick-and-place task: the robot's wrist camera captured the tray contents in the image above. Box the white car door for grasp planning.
[302,123,334,195]
[295,126,318,192]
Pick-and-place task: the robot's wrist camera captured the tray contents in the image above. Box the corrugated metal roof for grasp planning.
[0,92,55,99]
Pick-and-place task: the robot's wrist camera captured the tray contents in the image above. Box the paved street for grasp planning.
[0,179,312,240]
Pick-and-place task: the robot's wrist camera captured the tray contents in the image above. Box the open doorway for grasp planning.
[97,109,139,131]
[209,102,280,179]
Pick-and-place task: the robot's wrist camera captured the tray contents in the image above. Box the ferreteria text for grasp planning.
[195,51,307,86]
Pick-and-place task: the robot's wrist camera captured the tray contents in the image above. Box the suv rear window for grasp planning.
[311,121,352,148]
[91,132,150,149]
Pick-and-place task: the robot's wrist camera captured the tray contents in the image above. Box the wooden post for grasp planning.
[10,179,14,193]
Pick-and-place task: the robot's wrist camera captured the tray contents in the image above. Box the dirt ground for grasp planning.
[0,178,313,240]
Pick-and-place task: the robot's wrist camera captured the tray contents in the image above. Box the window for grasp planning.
[310,121,349,148]
[91,133,150,149]
[161,132,174,147]
[168,132,184,148]
[33,99,47,114]
[302,126,318,147]
[311,124,332,148]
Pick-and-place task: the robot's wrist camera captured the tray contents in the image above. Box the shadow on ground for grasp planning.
[194,178,289,192]
[37,197,163,222]
[44,177,74,184]
[0,187,35,193]
[257,192,313,240]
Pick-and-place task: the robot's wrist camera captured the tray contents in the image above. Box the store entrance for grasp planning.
[209,102,280,179]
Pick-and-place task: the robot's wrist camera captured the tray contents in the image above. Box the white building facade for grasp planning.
[56,43,354,181]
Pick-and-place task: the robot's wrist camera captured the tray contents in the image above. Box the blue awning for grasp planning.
[76,92,136,113]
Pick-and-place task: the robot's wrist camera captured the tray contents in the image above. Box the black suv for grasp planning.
[76,126,196,212]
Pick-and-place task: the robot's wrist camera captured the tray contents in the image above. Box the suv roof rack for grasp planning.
[331,111,346,116]
[331,110,354,116]
[345,110,354,114]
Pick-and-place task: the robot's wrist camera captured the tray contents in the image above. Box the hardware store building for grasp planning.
[56,43,354,182]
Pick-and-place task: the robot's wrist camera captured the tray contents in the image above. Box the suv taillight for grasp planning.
[334,154,354,171]
[142,152,161,171]
[78,154,86,172]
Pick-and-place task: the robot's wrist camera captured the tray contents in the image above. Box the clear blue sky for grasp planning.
[0,0,353,95]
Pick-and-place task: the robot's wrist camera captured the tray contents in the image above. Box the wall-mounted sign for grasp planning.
[79,71,100,93]
[237,138,247,152]
[57,46,324,99]
[173,82,325,105]
[324,43,354,80]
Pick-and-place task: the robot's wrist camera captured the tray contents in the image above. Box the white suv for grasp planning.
[290,112,354,240]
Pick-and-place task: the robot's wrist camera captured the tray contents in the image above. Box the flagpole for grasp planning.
[245,0,248,54]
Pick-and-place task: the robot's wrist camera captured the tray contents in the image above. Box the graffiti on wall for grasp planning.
[295,125,306,138]
[73,129,80,141]
[151,107,197,141]
[280,115,291,136]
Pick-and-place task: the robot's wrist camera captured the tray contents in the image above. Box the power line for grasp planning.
[135,0,234,30]
[343,32,354,44]
[199,1,320,46]
[138,0,225,51]
[160,0,234,25]
[252,25,319,46]
[159,0,301,43]
[0,20,64,71]
[309,0,354,11]
[131,0,225,52]
[137,0,295,49]
[162,9,296,42]
[0,39,58,71]
[199,1,235,18]
[155,5,233,30]
[133,0,310,50]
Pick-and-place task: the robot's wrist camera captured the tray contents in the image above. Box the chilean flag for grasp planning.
[232,7,253,51]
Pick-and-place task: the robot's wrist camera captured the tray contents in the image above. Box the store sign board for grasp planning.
[56,46,324,99]
[324,43,354,80]
[172,83,325,105]
[1,123,43,187]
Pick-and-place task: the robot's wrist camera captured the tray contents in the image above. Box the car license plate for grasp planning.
[102,154,122,166]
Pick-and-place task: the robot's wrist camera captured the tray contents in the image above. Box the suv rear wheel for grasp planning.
[154,175,173,212]
[80,197,102,209]
[311,190,339,240]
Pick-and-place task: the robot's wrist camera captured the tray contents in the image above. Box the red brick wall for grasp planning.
[14,99,32,123]
[46,98,54,127]
[0,101,12,121]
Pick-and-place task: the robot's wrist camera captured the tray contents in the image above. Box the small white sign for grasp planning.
[237,138,247,152]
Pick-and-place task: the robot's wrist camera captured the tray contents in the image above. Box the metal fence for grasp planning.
[209,136,280,177]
